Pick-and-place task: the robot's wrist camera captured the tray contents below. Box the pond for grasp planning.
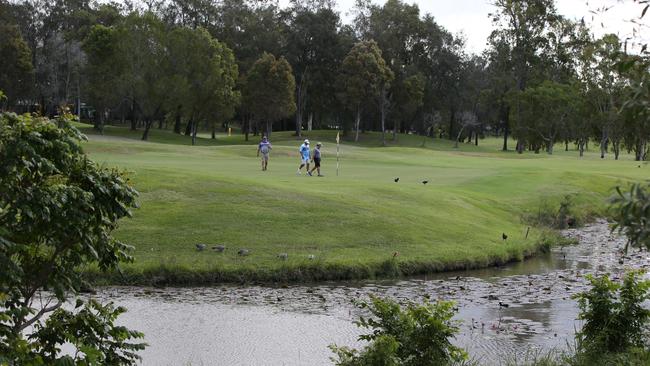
[91,221,648,365]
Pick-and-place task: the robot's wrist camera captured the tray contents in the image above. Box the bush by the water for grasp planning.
[330,296,468,366]
[573,271,650,363]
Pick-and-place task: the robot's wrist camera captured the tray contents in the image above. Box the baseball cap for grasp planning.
[304,139,310,144]
[316,142,322,146]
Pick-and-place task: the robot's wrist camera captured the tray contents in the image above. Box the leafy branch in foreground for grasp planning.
[0,110,145,365]
[610,182,650,252]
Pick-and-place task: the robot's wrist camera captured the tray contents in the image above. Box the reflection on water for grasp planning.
[93,221,647,365]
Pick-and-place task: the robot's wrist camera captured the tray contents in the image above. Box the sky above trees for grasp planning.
[278,0,648,53]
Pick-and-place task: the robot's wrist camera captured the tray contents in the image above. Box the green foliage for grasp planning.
[330,296,467,366]
[82,24,123,132]
[165,26,240,144]
[0,111,144,364]
[0,22,34,106]
[610,182,650,251]
[574,271,650,358]
[339,40,394,140]
[30,300,146,365]
[510,81,582,154]
[242,52,296,135]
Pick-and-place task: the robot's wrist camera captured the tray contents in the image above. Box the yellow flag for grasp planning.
[336,131,340,144]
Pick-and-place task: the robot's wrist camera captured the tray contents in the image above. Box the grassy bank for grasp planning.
[78,123,647,285]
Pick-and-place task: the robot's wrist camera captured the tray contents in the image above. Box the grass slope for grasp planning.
[78,123,648,284]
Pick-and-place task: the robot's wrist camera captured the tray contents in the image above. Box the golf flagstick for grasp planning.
[336,131,340,176]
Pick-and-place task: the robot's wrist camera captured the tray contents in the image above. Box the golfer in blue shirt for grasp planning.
[296,139,311,175]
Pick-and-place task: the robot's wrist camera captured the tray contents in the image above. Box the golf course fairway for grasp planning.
[78,124,648,284]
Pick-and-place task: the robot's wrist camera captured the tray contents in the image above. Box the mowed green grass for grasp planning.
[78,123,649,284]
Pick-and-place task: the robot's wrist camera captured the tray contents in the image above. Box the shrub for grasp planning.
[574,271,650,359]
[330,296,467,366]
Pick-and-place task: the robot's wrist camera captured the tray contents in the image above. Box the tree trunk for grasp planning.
[184,117,193,136]
[516,139,524,154]
[475,131,478,146]
[613,140,620,160]
[211,123,216,139]
[381,109,386,147]
[381,88,387,146]
[266,120,272,137]
[308,113,313,132]
[579,139,585,157]
[141,119,153,141]
[191,120,197,146]
[600,129,608,159]
[95,109,105,135]
[354,107,361,142]
[295,74,306,137]
[244,115,249,142]
[129,100,136,131]
[454,126,466,148]
[173,106,182,134]
[546,138,554,155]
[448,108,455,141]
[502,108,510,151]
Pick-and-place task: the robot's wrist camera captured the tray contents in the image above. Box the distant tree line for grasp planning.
[0,0,648,158]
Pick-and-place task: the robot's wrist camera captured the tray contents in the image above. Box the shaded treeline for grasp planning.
[0,0,648,157]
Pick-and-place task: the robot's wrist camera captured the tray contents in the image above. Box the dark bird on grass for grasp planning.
[422,180,429,185]
[278,253,288,260]
[394,177,399,182]
[498,302,509,308]
[196,244,206,251]
[639,165,642,168]
[212,245,226,252]
[238,249,250,256]
[392,251,399,258]
[502,233,508,240]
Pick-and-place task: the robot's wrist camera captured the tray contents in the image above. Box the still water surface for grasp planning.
[93,221,648,365]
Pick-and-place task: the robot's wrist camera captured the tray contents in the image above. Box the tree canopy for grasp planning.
[0,0,648,158]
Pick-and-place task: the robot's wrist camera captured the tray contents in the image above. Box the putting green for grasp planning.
[78,124,647,284]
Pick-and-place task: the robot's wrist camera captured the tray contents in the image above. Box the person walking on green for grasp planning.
[296,139,311,175]
[257,136,272,171]
[309,142,324,177]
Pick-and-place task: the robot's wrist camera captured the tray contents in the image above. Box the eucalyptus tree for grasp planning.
[166,27,240,145]
[339,40,394,142]
[488,0,560,153]
[510,80,581,154]
[0,22,34,107]
[619,57,650,161]
[213,0,284,73]
[82,24,124,133]
[579,34,626,159]
[242,52,295,137]
[282,1,342,136]
[356,0,428,140]
[118,12,168,140]
[417,14,465,141]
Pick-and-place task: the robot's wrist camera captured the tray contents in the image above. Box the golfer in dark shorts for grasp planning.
[310,142,323,177]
